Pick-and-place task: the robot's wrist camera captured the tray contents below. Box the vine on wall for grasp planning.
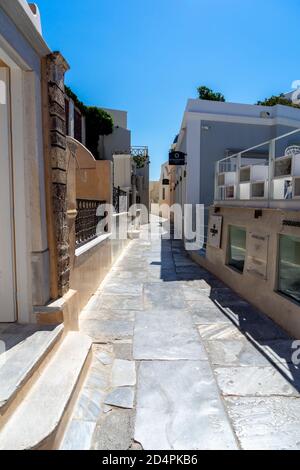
[65,86,113,159]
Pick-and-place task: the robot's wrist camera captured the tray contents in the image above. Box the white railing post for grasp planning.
[236,153,241,200]
[214,161,219,201]
[268,139,275,205]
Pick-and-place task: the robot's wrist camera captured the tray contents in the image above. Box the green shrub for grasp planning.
[85,107,113,159]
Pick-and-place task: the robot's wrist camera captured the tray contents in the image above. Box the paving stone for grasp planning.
[94,350,113,366]
[188,305,232,325]
[215,366,300,396]
[81,309,135,322]
[130,441,143,450]
[241,321,291,342]
[176,272,213,281]
[80,318,134,342]
[104,387,134,409]
[101,281,143,296]
[143,283,186,309]
[103,405,113,413]
[181,282,212,300]
[209,294,249,309]
[74,216,300,451]
[135,361,237,450]
[113,342,133,360]
[253,339,298,365]
[109,270,134,279]
[72,388,104,422]
[84,361,110,391]
[134,309,207,360]
[187,299,229,310]
[175,267,205,276]
[92,409,134,450]
[96,294,144,311]
[206,339,278,367]
[111,360,136,387]
[60,420,96,450]
[198,323,246,341]
[225,396,300,450]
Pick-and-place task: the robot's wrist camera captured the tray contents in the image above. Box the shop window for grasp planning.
[227,226,247,273]
[278,234,300,303]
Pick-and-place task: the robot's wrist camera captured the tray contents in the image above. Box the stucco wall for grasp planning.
[71,223,129,312]
[102,108,127,128]
[150,181,159,204]
[101,127,131,161]
[0,6,50,321]
[190,205,300,339]
[76,160,113,203]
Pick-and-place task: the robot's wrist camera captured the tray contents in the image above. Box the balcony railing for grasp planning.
[75,199,106,247]
[214,128,300,208]
[113,147,149,157]
[131,146,148,157]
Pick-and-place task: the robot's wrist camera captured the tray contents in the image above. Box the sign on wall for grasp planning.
[169,151,186,166]
[207,215,223,248]
[246,232,269,279]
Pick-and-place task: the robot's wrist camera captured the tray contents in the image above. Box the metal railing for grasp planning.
[113,147,149,157]
[131,146,148,157]
[214,128,300,206]
[113,186,128,213]
[75,199,106,247]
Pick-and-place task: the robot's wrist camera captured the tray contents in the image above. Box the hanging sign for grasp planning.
[169,151,186,166]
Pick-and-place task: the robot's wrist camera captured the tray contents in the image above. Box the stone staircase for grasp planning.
[0,324,92,449]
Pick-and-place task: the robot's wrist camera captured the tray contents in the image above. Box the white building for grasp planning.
[0,1,51,322]
[191,129,300,338]
[173,99,300,244]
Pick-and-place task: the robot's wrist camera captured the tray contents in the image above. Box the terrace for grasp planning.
[214,128,300,209]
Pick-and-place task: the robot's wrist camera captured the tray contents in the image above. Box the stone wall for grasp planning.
[45,52,70,297]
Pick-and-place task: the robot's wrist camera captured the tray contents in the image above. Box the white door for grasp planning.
[0,67,16,322]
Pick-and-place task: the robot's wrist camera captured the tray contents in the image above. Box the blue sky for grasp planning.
[37,0,300,180]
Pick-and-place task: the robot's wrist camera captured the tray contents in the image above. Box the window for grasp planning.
[162,188,166,200]
[278,234,300,303]
[228,226,247,273]
[74,108,82,142]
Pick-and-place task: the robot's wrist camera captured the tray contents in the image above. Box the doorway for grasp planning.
[0,66,16,322]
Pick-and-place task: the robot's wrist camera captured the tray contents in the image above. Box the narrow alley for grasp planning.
[60,217,300,451]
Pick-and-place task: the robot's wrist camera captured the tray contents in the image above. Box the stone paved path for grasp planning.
[61,217,300,450]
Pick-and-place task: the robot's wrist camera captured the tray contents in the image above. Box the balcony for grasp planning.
[130,146,148,158]
[214,128,300,209]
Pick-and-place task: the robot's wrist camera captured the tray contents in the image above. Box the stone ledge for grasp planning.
[75,233,112,258]
[35,289,79,331]
[0,332,92,450]
[0,324,64,416]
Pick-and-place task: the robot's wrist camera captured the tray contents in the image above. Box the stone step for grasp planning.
[0,324,64,417]
[0,331,92,450]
